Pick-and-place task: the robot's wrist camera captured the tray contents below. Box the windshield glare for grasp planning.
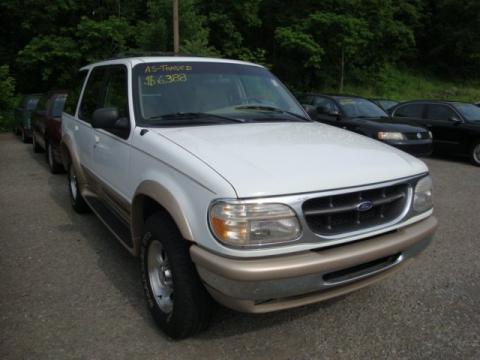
[453,103,480,122]
[133,62,304,124]
[335,97,388,118]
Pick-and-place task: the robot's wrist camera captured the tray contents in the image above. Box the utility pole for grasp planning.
[173,0,179,54]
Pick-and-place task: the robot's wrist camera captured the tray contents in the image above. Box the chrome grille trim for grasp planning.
[302,183,412,238]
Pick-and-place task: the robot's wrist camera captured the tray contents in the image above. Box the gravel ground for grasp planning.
[0,132,479,360]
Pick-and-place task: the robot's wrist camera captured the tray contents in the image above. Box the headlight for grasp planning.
[428,131,433,138]
[377,132,406,141]
[209,201,301,247]
[413,175,433,212]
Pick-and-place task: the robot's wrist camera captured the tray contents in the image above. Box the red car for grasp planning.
[31,91,68,173]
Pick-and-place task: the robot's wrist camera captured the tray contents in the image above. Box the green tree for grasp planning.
[0,65,17,131]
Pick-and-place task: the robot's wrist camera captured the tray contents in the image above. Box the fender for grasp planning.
[60,133,87,186]
[131,180,195,256]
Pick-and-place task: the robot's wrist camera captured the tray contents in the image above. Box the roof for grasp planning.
[301,93,366,99]
[397,99,473,105]
[80,56,264,71]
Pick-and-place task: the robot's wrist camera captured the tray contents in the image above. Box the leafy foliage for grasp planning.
[0,65,17,131]
[0,0,479,130]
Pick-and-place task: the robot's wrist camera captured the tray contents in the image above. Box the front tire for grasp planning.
[46,142,63,174]
[141,213,213,339]
[471,141,480,166]
[68,164,89,213]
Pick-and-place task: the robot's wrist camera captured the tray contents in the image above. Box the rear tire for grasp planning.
[32,134,42,153]
[68,164,90,213]
[471,141,480,166]
[141,213,213,339]
[46,142,63,174]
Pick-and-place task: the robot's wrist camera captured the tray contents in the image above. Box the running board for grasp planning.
[84,195,133,248]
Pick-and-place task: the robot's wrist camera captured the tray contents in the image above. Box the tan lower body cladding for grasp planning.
[190,216,438,313]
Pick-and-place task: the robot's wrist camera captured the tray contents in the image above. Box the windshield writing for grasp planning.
[133,62,304,125]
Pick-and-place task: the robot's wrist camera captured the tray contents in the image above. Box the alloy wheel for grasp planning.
[147,240,174,314]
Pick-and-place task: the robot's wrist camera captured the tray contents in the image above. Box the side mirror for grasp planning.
[302,104,318,119]
[92,107,120,129]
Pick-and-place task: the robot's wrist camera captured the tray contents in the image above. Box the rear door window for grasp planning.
[394,104,424,118]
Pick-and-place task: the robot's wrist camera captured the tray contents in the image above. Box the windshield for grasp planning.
[453,103,480,122]
[335,97,388,118]
[133,62,306,125]
[377,100,398,110]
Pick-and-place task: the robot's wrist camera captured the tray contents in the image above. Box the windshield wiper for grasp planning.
[145,112,245,124]
[234,105,310,122]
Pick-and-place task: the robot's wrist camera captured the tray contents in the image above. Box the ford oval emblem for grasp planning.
[417,133,422,139]
[356,201,373,212]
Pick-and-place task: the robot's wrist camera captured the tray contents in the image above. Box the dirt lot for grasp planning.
[0,132,479,359]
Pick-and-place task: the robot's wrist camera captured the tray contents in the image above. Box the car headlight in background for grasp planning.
[413,175,433,212]
[428,131,433,138]
[377,132,406,141]
[209,201,301,247]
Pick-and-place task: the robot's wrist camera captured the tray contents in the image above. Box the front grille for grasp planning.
[404,132,430,140]
[302,183,410,237]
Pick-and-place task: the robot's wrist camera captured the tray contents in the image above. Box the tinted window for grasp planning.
[24,96,40,111]
[79,67,107,122]
[334,97,386,118]
[395,104,424,118]
[377,100,398,110]
[453,103,480,122]
[64,70,88,115]
[104,66,129,120]
[51,95,67,117]
[297,94,312,104]
[312,97,339,113]
[35,94,49,112]
[426,104,456,121]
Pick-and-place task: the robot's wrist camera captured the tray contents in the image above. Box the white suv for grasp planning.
[61,56,437,339]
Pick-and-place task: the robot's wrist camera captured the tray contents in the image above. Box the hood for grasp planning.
[153,122,428,198]
[353,117,428,132]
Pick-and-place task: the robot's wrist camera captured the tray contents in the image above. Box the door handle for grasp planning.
[94,135,100,143]
[74,125,79,131]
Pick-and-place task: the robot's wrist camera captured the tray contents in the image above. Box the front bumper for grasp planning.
[384,139,433,157]
[190,216,437,313]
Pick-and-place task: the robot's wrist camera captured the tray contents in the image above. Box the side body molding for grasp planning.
[131,180,195,256]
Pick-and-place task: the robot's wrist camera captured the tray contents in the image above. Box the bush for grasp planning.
[0,65,17,132]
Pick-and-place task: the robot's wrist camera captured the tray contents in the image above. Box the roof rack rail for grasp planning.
[108,50,206,60]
